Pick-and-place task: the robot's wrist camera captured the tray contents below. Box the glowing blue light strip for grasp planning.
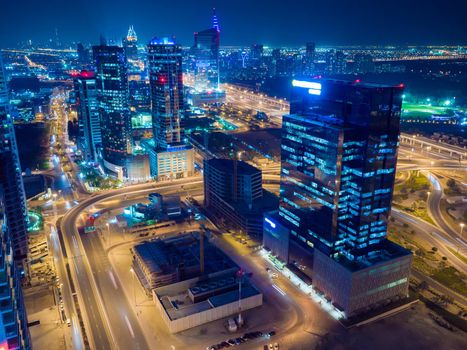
[292,80,322,90]
[308,88,321,95]
[265,217,276,228]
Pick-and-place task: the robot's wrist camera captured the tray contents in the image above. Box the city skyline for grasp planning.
[1,1,467,48]
[0,2,466,350]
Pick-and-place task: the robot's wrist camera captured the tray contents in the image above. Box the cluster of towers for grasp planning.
[74,28,198,180]
[0,56,32,350]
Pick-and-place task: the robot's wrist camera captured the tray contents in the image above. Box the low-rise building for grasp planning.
[153,271,262,333]
[131,232,236,292]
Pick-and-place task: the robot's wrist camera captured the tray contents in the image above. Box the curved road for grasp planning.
[60,177,204,350]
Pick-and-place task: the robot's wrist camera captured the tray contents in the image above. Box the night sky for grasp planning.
[1,0,466,47]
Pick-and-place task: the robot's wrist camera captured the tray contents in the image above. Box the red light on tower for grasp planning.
[398,83,405,88]
[355,79,361,84]
[159,75,166,83]
[80,70,95,78]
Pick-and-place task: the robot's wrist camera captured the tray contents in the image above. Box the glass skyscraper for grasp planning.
[92,45,132,175]
[0,57,29,266]
[74,71,101,162]
[147,38,184,149]
[0,191,31,350]
[143,38,194,180]
[193,27,220,90]
[264,78,412,317]
[280,79,402,260]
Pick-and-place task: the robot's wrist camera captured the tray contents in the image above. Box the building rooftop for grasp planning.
[335,240,412,272]
[156,271,261,321]
[132,232,236,279]
[206,158,260,176]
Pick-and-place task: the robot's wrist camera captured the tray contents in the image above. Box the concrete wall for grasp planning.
[154,291,263,333]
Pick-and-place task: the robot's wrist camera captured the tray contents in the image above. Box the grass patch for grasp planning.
[447,248,467,265]
[412,256,437,275]
[393,203,435,225]
[431,266,467,296]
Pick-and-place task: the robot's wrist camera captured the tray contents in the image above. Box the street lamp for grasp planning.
[460,223,465,236]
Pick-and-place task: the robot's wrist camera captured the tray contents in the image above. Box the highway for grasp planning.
[72,184,336,350]
[60,177,203,349]
[424,171,466,245]
[44,82,466,349]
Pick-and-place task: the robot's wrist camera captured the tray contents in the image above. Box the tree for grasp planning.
[446,178,456,189]
[418,281,429,291]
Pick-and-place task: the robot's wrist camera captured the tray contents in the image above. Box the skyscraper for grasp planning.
[354,53,375,74]
[263,78,412,317]
[76,43,90,66]
[303,42,315,75]
[0,57,29,266]
[74,71,101,162]
[122,25,139,60]
[93,45,132,178]
[147,38,184,149]
[0,189,31,350]
[325,50,346,75]
[143,38,194,180]
[193,8,221,90]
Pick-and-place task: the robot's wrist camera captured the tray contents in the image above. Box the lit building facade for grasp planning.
[302,42,315,75]
[123,25,139,60]
[74,71,101,162]
[188,9,225,106]
[204,159,277,238]
[145,38,194,180]
[263,79,412,317]
[93,45,133,178]
[0,58,29,266]
[0,191,31,350]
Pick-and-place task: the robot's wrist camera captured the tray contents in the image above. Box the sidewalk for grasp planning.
[24,286,72,350]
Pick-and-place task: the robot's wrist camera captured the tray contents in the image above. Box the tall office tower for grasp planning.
[303,42,315,75]
[325,50,346,75]
[93,45,132,179]
[0,190,31,350]
[74,71,101,162]
[123,25,139,60]
[354,53,375,74]
[251,43,264,61]
[77,43,91,66]
[143,38,194,180]
[147,38,184,148]
[263,79,412,317]
[193,8,221,90]
[204,159,277,238]
[0,58,29,267]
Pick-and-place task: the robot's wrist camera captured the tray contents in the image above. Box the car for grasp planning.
[274,343,279,350]
[269,344,274,350]
[269,331,276,337]
[219,341,230,348]
[227,339,236,346]
[207,346,221,350]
